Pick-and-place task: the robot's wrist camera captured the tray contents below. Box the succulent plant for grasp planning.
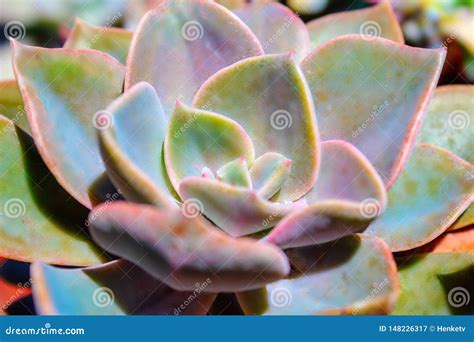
[0,0,472,316]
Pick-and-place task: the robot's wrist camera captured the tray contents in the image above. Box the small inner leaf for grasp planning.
[194,53,320,201]
[179,177,299,237]
[249,152,291,199]
[216,157,252,188]
[164,102,255,194]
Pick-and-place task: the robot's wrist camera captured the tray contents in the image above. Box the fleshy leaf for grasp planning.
[249,152,291,199]
[165,102,255,192]
[450,205,473,231]
[414,228,474,254]
[216,157,252,188]
[88,202,290,292]
[0,117,104,266]
[179,177,299,237]
[11,41,125,208]
[98,82,176,208]
[394,252,473,315]
[302,35,446,187]
[306,0,403,49]
[234,3,310,61]
[265,140,386,248]
[0,80,30,134]
[237,234,399,315]
[194,53,319,201]
[126,0,263,116]
[366,144,474,252]
[64,18,133,64]
[417,85,473,164]
[32,260,216,315]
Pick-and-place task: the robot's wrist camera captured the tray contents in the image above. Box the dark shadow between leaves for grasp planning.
[86,259,215,315]
[285,235,361,277]
[16,127,103,256]
[438,265,474,315]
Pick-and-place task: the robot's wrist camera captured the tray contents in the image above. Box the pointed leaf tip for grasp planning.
[302,36,446,188]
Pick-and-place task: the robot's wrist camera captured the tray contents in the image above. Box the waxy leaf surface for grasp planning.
[366,144,474,252]
[12,41,125,208]
[194,54,319,201]
[126,0,263,116]
[88,202,290,292]
[302,35,445,187]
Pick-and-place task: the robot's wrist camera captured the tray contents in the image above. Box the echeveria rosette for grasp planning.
[0,0,470,315]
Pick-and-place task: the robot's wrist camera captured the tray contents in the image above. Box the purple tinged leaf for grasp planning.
[179,177,301,237]
[126,0,263,117]
[88,202,290,292]
[265,140,387,248]
[235,2,311,61]
[302,35,446,188]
